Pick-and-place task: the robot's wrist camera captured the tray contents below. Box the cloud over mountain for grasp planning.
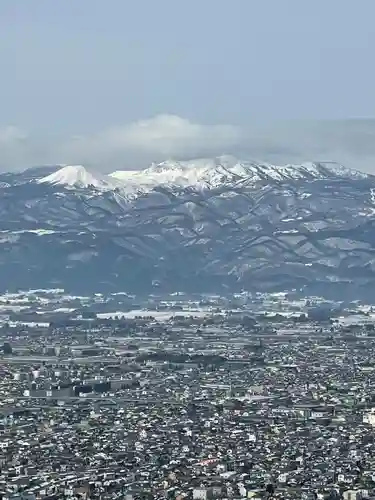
[57,115,245,167]
[2,116,375,173]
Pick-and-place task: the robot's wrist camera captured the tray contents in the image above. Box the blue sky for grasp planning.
[1,0,375,170]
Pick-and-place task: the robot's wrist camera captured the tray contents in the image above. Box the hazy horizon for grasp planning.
[2,0,375,172]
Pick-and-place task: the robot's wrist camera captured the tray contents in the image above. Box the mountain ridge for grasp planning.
[0,156,374,298]
[35,156,371,193]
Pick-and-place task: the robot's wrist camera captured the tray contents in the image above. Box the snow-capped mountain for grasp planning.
[37,156,369,193]
[37,164,121,190]
[117,156,368,187]
[0,156,374,297]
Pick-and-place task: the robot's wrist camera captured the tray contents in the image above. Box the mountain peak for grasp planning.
[110,157,370,192]
[37,165,115,190]
[36,157,370,196]
[1,156,375,295]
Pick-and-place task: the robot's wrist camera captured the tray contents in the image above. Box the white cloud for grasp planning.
[0,125,28,143]
[120,114,243,154]
[2,115,375,173]
[57,114,244,168]
[0,126,35,170]
[0,116,244,171]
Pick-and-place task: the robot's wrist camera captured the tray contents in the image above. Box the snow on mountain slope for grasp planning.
[37,165,120,190]
[1,155,374,297]
[35,157,369,196]
[109,156,369,192]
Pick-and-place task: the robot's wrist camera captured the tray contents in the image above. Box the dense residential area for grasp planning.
[0,290,374,499]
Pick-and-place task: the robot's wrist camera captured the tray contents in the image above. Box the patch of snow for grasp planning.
[0,229,57,236]
[97,309,213,320]
[67,251,98,262]
[275,229,299,234]
[7,321,50,328]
